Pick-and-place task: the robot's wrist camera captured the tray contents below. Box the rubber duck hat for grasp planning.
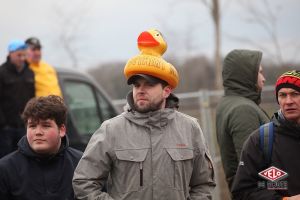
[124,29,179,89]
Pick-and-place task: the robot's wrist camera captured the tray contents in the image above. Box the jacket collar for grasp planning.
[5,56,28,73]
[273,110,300,138]
[125,91,179,111]
[17,135,69,160]
[123,91,179,128]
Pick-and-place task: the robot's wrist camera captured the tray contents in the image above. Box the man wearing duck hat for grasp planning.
[0,40,35,158]
[73,29,215,200]
[232,70,300,199]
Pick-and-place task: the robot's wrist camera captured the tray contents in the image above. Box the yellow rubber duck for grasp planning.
[137,29,167,56]
[124,29,179,88]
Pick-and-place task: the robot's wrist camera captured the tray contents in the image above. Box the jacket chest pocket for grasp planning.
[114,148,148,194]
[163,148,194,190]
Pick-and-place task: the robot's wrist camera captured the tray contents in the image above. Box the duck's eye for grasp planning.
[156,33,160,36]
[157,31,164,38]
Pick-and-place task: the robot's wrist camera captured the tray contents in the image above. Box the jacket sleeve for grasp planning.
[230,105,265,160]
[189,121,216,200]
[231,131,283,200]
[72,121,114,200]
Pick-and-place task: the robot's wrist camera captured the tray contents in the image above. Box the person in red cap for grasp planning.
[232,70,300,199]
[0,40,35,158]
[0,95,82,200]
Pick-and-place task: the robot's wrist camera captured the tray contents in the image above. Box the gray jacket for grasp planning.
[73,93,215,200]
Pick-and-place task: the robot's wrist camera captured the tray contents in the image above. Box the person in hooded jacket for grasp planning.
[0,95,82,200]
[232,70,300,200]
[72,29,215,200]
[216,49,270,189]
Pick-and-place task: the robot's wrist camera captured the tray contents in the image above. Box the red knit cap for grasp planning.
[275,70,300,102]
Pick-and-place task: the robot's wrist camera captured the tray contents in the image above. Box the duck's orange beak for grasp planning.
[138,31,159,47]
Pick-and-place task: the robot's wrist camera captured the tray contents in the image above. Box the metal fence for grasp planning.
[112,85,278,200]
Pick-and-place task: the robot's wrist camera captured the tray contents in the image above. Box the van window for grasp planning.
[96,90,116,120]
[64,80,114,135]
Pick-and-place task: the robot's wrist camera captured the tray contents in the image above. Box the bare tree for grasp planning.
[155,0,222,89]
[227,0,284,65]
[200,0,222,89]
[153,0,202,62]
[52,0,94,68]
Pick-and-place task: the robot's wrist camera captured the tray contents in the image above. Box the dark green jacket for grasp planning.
[216,49,270,188]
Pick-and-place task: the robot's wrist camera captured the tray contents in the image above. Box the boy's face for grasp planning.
[26,118,66,155]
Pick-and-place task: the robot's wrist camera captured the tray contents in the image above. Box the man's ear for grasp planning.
[163,85,172,98]
[59,124,66,138]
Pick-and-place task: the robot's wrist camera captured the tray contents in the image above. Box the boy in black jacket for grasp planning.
[0,95,82,200]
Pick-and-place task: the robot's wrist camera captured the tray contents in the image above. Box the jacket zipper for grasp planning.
[140,162,143,186]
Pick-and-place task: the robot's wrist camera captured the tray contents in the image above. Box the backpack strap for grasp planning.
[259,122,274,166]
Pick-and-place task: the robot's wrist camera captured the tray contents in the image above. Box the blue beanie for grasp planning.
[8,40,27,53]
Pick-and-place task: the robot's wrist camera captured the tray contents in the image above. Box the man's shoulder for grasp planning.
[106,113,125,124]
[243,128,261,147]
[0,62,10,73]
[65,147,83,159]
[40,60,53,67]
[95,114,126,131]
[174,110,198,124]
[223,95,256,104]
[0,62,5,70]
[220,96,259,111]
[37,60,55,70]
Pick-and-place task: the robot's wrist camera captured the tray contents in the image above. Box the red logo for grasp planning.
[259,166,288,182]
[176,143,187,147]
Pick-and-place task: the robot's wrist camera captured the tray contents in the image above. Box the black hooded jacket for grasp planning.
[0,135,82,200]
[232,111,300,199]
[0,58,35,128]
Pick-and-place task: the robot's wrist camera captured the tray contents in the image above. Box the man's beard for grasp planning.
[134,98,164,113]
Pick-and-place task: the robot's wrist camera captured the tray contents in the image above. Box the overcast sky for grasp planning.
[0,0,299,69]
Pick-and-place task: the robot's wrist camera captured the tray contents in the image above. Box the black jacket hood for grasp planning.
[222,49,262,104]
[17,135,69,159]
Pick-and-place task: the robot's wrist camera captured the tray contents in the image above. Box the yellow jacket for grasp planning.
[29,61,62,97]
